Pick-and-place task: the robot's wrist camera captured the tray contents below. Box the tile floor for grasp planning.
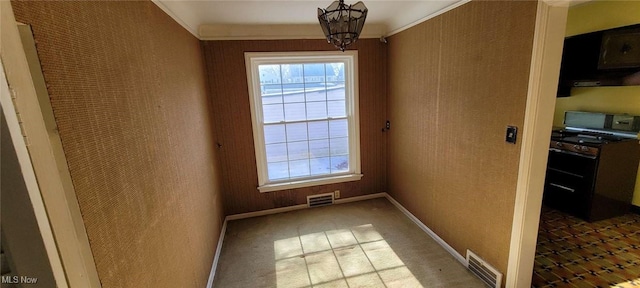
[532,207,640,288]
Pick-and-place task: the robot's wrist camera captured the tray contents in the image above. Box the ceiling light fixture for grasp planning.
[317,0,368,52]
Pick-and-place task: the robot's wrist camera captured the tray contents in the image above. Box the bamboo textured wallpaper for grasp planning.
[202,39,387,215]
[11,1,224,287]
[387,0,537,277]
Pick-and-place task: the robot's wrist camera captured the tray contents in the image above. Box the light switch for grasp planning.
[506,126,517,144]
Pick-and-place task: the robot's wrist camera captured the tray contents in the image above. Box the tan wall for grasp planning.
[554,0,640,206]
[387,0,537,276]
[11,1,224,287]
[202,39,387,215]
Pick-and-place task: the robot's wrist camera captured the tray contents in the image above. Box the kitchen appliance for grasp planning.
[543,111,640,221]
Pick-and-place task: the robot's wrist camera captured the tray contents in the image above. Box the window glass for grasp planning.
[246,52,361,191]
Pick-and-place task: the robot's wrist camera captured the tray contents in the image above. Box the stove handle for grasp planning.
[549,183,575,193]
[548,148,597,159]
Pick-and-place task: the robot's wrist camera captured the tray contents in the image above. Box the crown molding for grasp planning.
[151,0,199,38]
[198,23,387,41]
[386,0,470,36]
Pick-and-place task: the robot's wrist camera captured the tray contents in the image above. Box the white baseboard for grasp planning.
[334,192,386,204]
[206,219,227,288]
[226,192,387,221]
[384,193,467,266]
[225,204,308,221]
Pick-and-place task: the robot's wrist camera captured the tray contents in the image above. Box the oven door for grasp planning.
[543,149,598,219]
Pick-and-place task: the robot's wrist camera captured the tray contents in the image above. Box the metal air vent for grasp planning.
[466,250,502,288]
[307,193,334,207]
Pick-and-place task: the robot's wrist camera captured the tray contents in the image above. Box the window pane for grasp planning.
[308,121,328,140]
[330,156,349,173]
[285,123,308,142]
[309,139,329,158]
[259,64,281,84]
[282,84,305,103]
[310,157,331,175]
[326,63,344,81]
[262,95,283,105]
[250,56,357,185]
[281,64,303,84]
[306,102,327,120]
[289,159,310,178]
[264,124,286,144]
[266,143,288,162]
[268,161,289,180]
[262,85,283,104]
[329,119,348,138]
[305,89,326,102]
[330,137,348,155]
[263,104,284,123]
[327,100,346,118]
[284,103,306,121]
[326,83,345,100]
[287,141,309,160]
[304,63,325,83]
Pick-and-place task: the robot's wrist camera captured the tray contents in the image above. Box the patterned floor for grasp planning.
[533,207,640,288]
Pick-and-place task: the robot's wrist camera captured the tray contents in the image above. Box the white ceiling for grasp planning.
[153,0,468,38]
[153,0,592,39]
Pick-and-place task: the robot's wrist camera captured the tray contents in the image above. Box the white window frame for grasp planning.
[245,51,362,193]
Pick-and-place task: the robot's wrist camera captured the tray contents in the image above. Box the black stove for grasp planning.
[551,129,626,144]
[544,113,640,222]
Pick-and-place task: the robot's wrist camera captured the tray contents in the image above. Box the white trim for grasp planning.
[227,193,387,221]
[386,0,471,37]
[206,219,227,288]
[506,1,568,288]
[245,51,362,193]
[384,194,467,265]
[1,57,68,288]
[259,174,363,193]
[334,192,385,205]
[199,24,387,41]
[150,0,199,38]
[226,204,309,221]
[1,3,101,286]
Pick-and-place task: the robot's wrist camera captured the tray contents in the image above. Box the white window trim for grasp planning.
[245,51,362,193]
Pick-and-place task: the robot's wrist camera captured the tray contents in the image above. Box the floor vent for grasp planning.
[307,193,334,208]
[466,250,502,288]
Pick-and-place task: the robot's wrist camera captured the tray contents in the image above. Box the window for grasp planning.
[245,51,362,192]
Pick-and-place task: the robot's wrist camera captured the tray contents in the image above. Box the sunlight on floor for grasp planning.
[611,278,640,288]
[274,224,424,288]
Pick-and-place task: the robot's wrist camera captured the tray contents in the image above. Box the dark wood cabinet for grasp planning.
[599,27,640,69]
[557,24,640,96]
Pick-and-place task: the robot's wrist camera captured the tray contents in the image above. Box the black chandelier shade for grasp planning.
[317,0,368,51]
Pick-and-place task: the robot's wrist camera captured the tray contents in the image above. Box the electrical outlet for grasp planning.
[334,190,340,199]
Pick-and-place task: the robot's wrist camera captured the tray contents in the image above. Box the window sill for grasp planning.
[258,174,363,193]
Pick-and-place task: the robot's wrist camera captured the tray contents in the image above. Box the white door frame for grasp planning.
[0,2,101,287]
[2,1,569,287]
[1,52,67,288]
[506,1,568,287]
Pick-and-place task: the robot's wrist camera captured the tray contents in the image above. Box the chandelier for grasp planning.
[317,0,368,51]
